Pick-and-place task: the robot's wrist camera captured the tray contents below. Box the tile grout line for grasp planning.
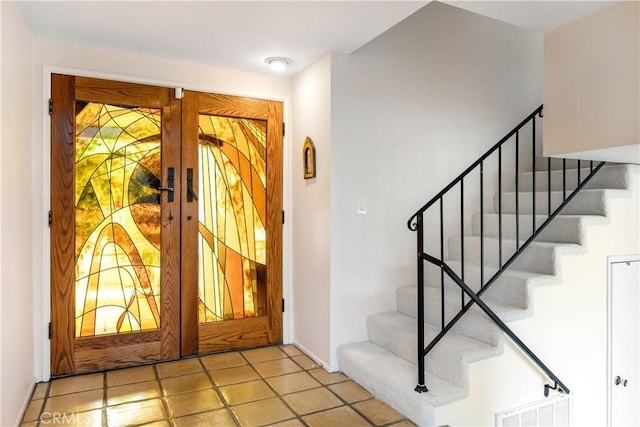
[258,347,311,427]
[102,371,107,427]
[153,362,172,426]
[35,381,52,426]
[196,353,243,427]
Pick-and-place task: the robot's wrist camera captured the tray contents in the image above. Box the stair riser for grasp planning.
[471,214,583,244]
[423,264,529,308]
[448,237,557,275]
[533,157,568,172]
[367,315,469,388]
[397,286,501,346]
[497,190,607,216]
[507,169,584,192]
[507,166,627,192]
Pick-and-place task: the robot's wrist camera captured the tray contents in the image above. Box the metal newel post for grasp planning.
[415,213,428,393]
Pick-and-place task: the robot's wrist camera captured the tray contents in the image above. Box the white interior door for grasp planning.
[609,258,640,427]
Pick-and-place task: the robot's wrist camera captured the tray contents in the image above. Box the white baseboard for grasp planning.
[292,340,333,372]
[13,380,35,426]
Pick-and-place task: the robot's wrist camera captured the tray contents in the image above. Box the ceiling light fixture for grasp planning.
[265,57,291,72]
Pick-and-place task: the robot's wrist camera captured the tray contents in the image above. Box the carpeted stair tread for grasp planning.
[511,164,629,192]
[367,311,501,387]
[498,188,629,216]
[337,340,467,426]
[470,213,608,244]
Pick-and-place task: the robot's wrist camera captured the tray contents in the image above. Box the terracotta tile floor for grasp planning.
[21,345,416,426]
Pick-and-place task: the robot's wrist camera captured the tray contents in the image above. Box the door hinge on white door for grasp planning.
[282,299,285,312]
[48,98,53,116]
[282,211,285,224]
[48,210,52,227]
[283,122,285,137]
[48,322,52,339]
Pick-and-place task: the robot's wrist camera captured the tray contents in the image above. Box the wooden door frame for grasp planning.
[41,67,290,379]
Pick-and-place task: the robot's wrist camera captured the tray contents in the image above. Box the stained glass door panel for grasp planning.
[51,75,181,375]
[181,91,283,355]
[198,114,267,323]
[75,103,162,337]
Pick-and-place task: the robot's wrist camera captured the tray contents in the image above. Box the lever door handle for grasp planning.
[187,168,198,202]
[159,167,175,202]
[614,376,629,387]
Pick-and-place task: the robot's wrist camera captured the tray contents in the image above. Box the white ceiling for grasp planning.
[443,0,617,33]
[18,1,617,77]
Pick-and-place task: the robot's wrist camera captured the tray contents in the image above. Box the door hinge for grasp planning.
[282,298,285,313]
[48,322,52,340]
[48,98,53,116]
[282,211,285,224]
[48,210,52,227]
[282,122,285,137]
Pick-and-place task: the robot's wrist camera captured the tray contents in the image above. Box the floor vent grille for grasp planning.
[496,394,571,427]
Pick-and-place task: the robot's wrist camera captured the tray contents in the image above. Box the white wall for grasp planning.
[1,2,35,425]
[31,38,293,381]
[544,1,640,163]
[290,54,332,368]
[434,166,640,426]
[330,1,543,369]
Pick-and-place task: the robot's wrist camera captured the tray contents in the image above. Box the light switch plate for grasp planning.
[357,198,367,215]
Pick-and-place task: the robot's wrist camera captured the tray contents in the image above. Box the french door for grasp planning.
[180,91,283,356]
[50,75,283,376]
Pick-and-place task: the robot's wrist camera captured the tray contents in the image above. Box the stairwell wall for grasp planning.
[329,1,543,369]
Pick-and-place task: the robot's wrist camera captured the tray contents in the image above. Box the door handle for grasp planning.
[614,376,629,387]
[158,167,174,202]
[187,168,198,202]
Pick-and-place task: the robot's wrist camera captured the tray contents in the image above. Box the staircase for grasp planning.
[336,107,637,426]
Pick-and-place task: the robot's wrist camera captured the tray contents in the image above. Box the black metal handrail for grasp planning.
[407,104,606,396]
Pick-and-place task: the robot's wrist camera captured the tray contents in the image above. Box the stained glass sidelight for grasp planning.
[198,115,268,323]
[75,103,162,337]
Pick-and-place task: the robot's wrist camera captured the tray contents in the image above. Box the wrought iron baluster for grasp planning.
[460,179,464,309]
[563,159,567,201]
[498,145,503,268]
[440,197,445,331]
[577,159,581,185]
[532,116,536,232]
[548,158,552,217]
[415,213,427,393]
[515,131,519,250]
[480,162,484,289]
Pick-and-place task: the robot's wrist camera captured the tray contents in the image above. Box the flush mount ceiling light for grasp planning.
[265,57,291,72]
